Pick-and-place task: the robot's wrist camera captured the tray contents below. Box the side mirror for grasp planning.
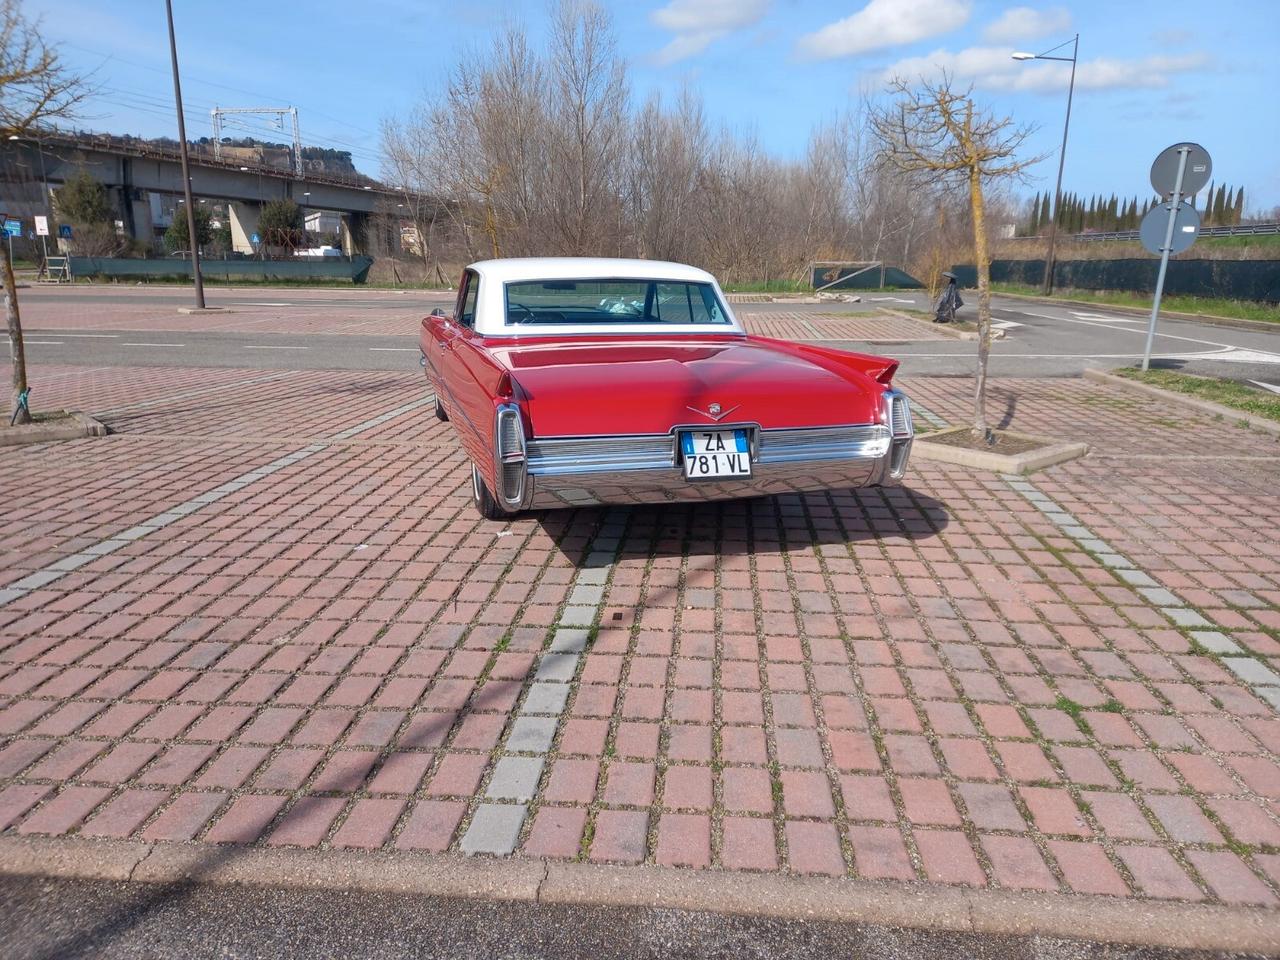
[430,308,446,317]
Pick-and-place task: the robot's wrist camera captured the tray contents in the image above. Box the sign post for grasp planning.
[3,218,21,266]
[1140,142,1211,371]
[34,214,49,266]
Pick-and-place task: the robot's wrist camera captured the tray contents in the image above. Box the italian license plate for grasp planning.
[680,429,751,479]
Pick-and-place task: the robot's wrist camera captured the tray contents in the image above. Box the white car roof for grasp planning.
[470,257,717,285]
[465,257,742,338]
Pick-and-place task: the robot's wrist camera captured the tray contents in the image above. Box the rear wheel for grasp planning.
[433,391,448,421]
[471,463,502,519]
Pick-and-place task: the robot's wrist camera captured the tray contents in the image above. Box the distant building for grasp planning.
[305,210,342,234]
[400,222,424,256]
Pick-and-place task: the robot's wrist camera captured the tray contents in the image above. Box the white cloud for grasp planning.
[981,6,1071,44]
[650,0,770,65]
[879,44,1210,92]
[796,0,971,61]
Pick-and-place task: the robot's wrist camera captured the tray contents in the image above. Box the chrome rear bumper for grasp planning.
[511,393,913,509]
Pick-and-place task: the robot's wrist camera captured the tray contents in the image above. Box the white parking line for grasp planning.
[244,345,308,350]
[1020,309,1273,354]
[123,342,185,348]
[1173,349,1280,364]
[1070,312,1144,323]
[890,349,1234,359]
[369,347,419,352]
[22,340,64,345]
[1249,380,1280,395]
[0,395,435,609]
[34,333,121,338]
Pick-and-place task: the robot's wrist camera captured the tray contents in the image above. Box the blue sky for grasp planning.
[25,0,1280,210]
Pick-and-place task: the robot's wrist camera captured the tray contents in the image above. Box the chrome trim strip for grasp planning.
[526,423,891,477]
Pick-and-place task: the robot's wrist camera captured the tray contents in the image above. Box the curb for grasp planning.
[993,290,1278,333]
[0,410,108,447]
[1,837,1277,953]
[1083,368,1280,438]
[912,426,1089,475]
[876,307,1004,342]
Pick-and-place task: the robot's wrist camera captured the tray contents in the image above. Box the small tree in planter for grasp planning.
[1,0,89,425]
[871,75,1041,442]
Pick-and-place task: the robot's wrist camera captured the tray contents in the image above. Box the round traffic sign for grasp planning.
[1139,199,1201,256]
[1150,142,1212,198]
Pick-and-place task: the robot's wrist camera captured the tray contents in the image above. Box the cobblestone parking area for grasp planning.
[742,312,948,342]
[1,364,1278,915]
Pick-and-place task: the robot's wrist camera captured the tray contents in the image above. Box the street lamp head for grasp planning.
[1011,51,1036,60]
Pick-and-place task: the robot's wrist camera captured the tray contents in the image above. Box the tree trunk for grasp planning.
[3,241,31,426]
[968,153,992,442]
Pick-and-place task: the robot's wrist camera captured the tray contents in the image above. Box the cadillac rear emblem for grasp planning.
[688,402,738,422]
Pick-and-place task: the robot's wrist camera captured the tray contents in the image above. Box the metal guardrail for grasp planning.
[1071,222,1280,242]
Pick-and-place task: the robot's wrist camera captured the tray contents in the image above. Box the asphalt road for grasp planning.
[0,876,1244,960]
[7,288,1278,384]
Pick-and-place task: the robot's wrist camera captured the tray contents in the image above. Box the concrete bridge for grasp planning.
[2,133,432,255]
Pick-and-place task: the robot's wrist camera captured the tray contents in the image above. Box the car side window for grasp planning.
[655,282,716,324]
[458,271,479,328]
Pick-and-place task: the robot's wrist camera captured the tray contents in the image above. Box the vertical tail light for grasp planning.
[883,390,913,480]
[495,404,527,507]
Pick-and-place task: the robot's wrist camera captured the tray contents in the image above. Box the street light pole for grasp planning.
[1013,34,1078,296]
[165,0,205,309]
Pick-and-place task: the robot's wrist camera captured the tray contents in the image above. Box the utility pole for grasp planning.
[165,0,205,309]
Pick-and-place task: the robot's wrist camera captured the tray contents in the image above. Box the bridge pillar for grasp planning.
[229,202,261,254]
[341,212,368,256]
[127,193,154,248]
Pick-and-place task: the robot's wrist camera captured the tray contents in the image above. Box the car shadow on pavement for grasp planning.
[539,485,950,569]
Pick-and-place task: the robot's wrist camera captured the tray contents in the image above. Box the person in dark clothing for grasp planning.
[934,271,963,323]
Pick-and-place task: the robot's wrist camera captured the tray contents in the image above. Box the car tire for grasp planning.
[433,391,448,421]
[471,463,502,519]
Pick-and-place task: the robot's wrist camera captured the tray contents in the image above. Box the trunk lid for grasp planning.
[486,336,885,436]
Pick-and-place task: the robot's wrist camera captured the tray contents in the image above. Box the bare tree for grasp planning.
[544,0,626,254]
[871,75,1041,440]
[2,0,90,425]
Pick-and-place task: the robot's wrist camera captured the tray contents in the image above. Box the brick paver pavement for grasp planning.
[742,312,948,342]
[1,361,1278,912]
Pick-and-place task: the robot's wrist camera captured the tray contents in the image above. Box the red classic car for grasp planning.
[422,258,914,518]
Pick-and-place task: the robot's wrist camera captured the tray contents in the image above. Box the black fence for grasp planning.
[811,264,923,290]
[950,259,1280,303]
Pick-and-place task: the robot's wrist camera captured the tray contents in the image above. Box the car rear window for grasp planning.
[504,278,730,326]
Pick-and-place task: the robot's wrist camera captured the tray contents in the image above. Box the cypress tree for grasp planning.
[1201,180,1213,223]
[1232,187,1244,225]
[1213,184,1227,225]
